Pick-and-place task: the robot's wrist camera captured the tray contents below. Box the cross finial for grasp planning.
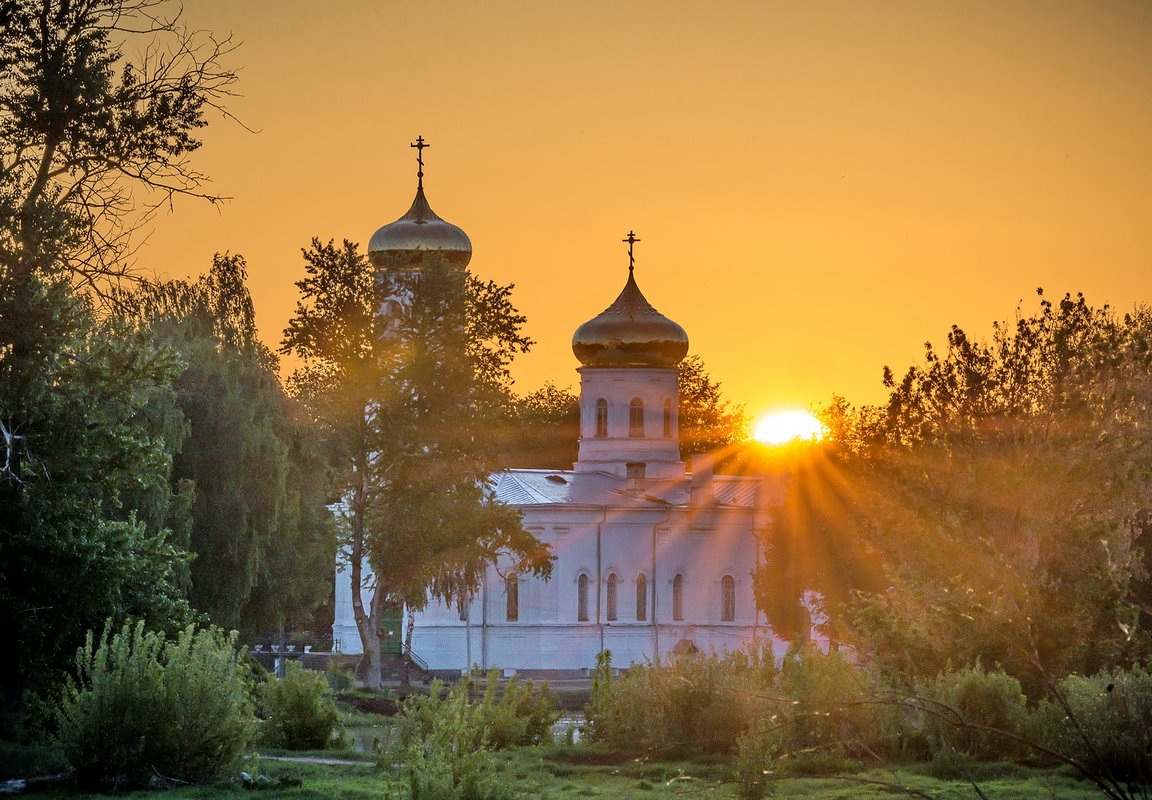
[622,230,640,273]
[411,135,429,189]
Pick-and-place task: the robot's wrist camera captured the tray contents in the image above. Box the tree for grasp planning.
[0,279,193,717]
[281,240,552,688]
[787,291,1152,687]
[114,254,335,637]
[502,383,580,469]
[677,354,748,459]
[0,0,238,284]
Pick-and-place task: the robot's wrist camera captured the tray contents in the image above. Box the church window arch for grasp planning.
[629,398,644,437]
[506,573,519,622]
[672,573,684,621]
[595,398,608,438]
[663,398,673,438]
[606,573,618,621]
[721,575,736,622]
[577,572,590,621]
[636,573,647,621]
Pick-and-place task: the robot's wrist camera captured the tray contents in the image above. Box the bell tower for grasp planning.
[570,233,689,480]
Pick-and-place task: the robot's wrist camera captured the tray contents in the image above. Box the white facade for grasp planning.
[331,173,796,671]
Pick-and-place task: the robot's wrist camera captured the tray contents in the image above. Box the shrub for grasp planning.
[736,720,782,800]
[56,621,254,790]
[476,672,559,749]
[259,661,342,750]
[1031,665,1152,784]
[917,662,1028,762]
[586,647,776,758]
[394,679,507,800]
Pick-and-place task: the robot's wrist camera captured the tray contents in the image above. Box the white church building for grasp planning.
[332,146,798,675]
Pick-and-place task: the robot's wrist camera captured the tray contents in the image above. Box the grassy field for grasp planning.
[8,745,1105,800]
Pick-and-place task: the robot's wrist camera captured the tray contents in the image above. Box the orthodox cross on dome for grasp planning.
[411,135,429,189]
[622,230,640,273]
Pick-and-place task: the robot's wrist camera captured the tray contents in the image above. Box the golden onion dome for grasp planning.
[368,136,472,271]
[367,186,472,271]
[572,265,689,368]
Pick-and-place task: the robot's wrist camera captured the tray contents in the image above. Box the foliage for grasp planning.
[1031,665,1152,786]
[475,672,559,749]
[503,382,580,469]
[393,679,509,800]
[677,354,748,458]
[396,671,558,754]
[56,620,254,790]
[585,648,777,758]
[916,663,1029,762]
[774,292,1152,687]
[259,662,342,750]
[115,255,335,635]
[281,240,552,687]
[0,0,238,283]
[0,275,193,713]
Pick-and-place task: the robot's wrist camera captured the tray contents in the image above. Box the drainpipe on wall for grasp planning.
[481,569,488,671]
[597,516,603,657]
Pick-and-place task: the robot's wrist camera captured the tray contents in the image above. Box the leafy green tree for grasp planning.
[114,254,334,637]
[502,383,580,469]
[677,354,748,459]
[0,278,193,716]
[0,0,237,283]
[789,291,1152,686]
[282,240,552,688]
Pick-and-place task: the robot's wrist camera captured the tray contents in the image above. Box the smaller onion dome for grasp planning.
[368,186,473,271]
[572,268,689,368]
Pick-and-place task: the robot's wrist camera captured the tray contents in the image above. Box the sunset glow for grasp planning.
[147,2,1152,411]
[753,411,826,445]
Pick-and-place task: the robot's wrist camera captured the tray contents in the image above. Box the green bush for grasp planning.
[56,621,255,790]
[917,662,1028,762]
[735,720,781,800]
[586,647,777,757]
[476,672,559,749]
[1031,665,1152,784]
[259,661,343,750]
[394,679,507,800]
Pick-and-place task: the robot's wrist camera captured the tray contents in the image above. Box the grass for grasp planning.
[0,739,1108,800]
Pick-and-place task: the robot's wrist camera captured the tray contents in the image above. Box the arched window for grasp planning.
[635,573,647,621]
[606,573,618,621]
[663,398,673,438]
[672,573,684,621]
[721,575,736,622]
[577,573,589,621]
[506,573,519,622]
[595,398,608,438]
[629,398,644,437]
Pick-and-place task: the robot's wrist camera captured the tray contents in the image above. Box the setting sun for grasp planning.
[753,411,826,445]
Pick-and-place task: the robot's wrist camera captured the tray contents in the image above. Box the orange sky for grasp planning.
[140,0,1152,418]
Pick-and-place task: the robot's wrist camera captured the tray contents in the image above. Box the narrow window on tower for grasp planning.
[721,575,736,622]
[672,573,684,621]
[629,398,644,437]
[595,398,608,438]
[606,573,618,621]
[663,398,673,438]
[636,573,647,621]
[577,573,590,621]
[506,573,519,622]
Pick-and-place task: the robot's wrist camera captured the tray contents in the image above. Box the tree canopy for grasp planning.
[763,291,1152,687]
[0,0,238,283]
[281,240,552,687]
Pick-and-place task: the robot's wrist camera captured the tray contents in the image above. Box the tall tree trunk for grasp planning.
[347,460,384,689]
[402,608,416,686]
